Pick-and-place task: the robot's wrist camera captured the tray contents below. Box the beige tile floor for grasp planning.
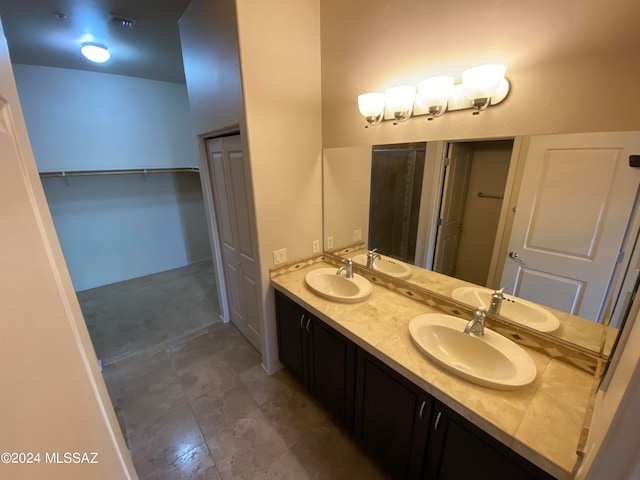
[102,322,389,479]
[80,260,220,366]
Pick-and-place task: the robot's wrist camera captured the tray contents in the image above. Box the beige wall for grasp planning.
[235,0,323,372]
[320,0,640,148]
[0,25,135,480]
[180,0,323,371]
[179,0,244,134]
[323,146,372,250]
[454,141,512,285]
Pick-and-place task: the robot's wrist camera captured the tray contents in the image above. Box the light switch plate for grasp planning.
[273,248,287,265]
[353,229,362,241]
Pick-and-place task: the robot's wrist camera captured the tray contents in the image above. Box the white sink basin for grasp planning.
[409,313,537,390]
[451,287,560,333]
[352,253,412,280]
[305,268,373,303]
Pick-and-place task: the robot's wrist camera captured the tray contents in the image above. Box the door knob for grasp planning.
[509,252,525,264]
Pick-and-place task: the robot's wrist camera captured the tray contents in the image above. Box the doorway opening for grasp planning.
[432,139,514,286]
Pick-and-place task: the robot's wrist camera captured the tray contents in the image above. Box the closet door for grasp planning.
[206,135,261,349]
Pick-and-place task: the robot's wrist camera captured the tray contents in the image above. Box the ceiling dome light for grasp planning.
[80,43,110,63]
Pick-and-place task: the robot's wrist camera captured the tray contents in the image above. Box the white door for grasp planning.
[433,143,473,276]
[501,132,640,321]
[206,136,260,349]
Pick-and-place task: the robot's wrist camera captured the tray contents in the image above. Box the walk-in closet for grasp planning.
[14,63,221,366]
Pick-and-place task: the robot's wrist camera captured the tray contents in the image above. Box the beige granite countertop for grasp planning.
[271,261,598,480]
[343,247,614,356]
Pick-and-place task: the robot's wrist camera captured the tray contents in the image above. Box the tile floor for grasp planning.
[80,260,220,366]
[103,322,389,479]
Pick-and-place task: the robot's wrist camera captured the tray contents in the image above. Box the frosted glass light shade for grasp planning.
[418,76,455,108]
[358,92,385,117]
[81,43,110,63]
[385,86,417,114]
[462,64,506,99]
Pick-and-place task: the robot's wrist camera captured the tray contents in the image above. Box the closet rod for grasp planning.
[477,192,504,199]
[39,167,199,178]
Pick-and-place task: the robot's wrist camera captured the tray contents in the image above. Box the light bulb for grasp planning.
[462,64,506,100]
[418,76,454,118]
[81,43,111,63]
[385,86,416,123]
[357,92,385,126]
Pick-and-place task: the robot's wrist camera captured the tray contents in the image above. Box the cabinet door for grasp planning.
[423,401,555,480]
[309,317,356,433]
[355,350,432,479]
[275,292,309,387]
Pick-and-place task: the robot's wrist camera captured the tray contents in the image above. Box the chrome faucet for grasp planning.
[489,287,505,315]
[366,249,381,268]
[464,308,486,337]
[336,258,354,279]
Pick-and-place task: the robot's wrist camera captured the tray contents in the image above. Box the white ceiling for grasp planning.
[0,0,192,84]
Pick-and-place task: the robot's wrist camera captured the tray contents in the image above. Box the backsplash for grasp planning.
[270,252,602,375]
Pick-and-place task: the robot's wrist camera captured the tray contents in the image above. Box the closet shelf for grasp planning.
[39,167,199,178]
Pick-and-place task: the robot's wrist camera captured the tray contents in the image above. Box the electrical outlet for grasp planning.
[312,239,320,253]
[273,248,287,265]
[326,236,334,249]
[353,229,362,241]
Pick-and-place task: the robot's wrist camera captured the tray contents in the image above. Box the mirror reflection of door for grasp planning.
[433,140,513,284]
[502,132,640,323]
[433,143,472,276]
[369,144,426,263]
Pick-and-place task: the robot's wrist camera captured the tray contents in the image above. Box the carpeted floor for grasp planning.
[77,259,220,366]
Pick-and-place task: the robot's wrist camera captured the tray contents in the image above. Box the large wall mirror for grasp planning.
[323,131,640,359]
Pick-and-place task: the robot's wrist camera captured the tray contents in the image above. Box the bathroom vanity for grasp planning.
[271,259,598,480]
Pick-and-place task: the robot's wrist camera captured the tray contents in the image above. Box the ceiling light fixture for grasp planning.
[80,42,111,63]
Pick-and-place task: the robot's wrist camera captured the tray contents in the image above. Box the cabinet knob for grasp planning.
[419,400,426,419]
[299,314,305,329]
[305,317,312,333]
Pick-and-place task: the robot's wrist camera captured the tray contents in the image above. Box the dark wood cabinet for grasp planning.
[423,401,555,480]
[354,349,432,480]
[275,290,308,384]
[308,317,356,431]
[275,292,556,480]
[275,291,356,431]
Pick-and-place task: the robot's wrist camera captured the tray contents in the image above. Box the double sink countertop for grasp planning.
[271,260,599,480]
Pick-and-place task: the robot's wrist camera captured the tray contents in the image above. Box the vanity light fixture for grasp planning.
[461,64,507,114]
[80,42,111,63]
[384,86,417,124]
[358,92,386,127]
[417,76,454,120]
[357,64,510,126]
